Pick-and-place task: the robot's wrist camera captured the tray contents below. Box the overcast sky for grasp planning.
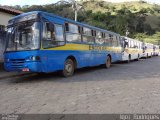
[0,0,159,6]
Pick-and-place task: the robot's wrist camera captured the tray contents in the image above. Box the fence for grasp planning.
[0,31,6,62]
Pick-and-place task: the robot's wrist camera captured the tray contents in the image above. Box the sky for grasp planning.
[0,0,159,6]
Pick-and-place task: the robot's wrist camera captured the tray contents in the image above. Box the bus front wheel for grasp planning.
[105,56,111,69]
[62,59,75,77]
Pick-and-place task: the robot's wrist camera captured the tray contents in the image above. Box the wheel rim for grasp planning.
[65,63,73,74]
[63,59,74,77]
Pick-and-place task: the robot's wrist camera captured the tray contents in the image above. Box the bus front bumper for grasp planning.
[4,61,43,73]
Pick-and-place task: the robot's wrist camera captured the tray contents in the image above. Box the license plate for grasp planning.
[22,68,29,72]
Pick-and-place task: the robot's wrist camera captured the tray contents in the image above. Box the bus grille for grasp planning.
[10,59,25,68]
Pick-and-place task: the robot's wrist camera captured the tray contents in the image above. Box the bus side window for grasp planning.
[112,35,117,47]
[105,33,111,46]
[95,31,104,44]
[109,34,113,46]
[65,23,81,43]
[65,23,69,32]
[117,36,121,47]
[116,36,119,46]
[54,24,64,42]
[42,23,64,48]
[129,40,131,48]
[82,27,94,44]
[46,22,55,40]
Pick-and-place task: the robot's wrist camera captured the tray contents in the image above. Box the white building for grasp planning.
[0,5,22,62]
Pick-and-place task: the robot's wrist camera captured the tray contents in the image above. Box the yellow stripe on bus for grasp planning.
[125,48,143,54]
[41,43,122,53]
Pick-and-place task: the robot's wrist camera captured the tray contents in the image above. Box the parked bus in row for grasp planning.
[153,45,159,56]
[4,11,123,77]
[121,36,143,62]
[142,42,154,58]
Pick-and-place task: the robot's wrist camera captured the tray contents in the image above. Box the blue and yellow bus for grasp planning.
[4,11,123,77]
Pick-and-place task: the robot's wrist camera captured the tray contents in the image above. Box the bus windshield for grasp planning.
[6,22,40,52]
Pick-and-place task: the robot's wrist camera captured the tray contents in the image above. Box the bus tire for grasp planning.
[62,59,75,77]
[105,56,111,69]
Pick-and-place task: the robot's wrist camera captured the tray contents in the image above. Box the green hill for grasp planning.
[13,0,160,44]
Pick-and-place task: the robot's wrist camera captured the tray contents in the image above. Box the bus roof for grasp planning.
[8,11,120,36]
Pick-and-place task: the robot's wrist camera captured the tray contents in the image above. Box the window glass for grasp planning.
[42,23,64,48]
[104,33,111,46]
[140,43,142,49]
[83,27,92,36]
[105,33,109,39]
[116,36,119,47]
[95,31,104,44]
[130,41,133,48]
[82,35,94,44]
[6,22,40,51]
[65,23,69,32]
[66,33,81,42]
[96,31,102,39]
[69,23,78,33]
[102,32,105,38]
[91,30,95,36]
[132,41,135,48]
[105,39,112,46]
[135,42,138,48]
[112,36,118,46]
[96,38,104,45]
[55,24,64,41]
[109,34,113,40]
[128,40,130,48]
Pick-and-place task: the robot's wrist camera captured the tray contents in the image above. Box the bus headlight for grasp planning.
[5,59,10,62]
[28,56,40,61]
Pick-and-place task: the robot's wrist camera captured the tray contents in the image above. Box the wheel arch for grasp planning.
[66,55,77,69]
[107,54,112,62]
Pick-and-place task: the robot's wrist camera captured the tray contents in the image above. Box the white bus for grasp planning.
[153,45,159,56]
[142,43,154,58]
[121,36,143,62]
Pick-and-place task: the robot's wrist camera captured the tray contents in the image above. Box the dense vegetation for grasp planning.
[13,0,160,44]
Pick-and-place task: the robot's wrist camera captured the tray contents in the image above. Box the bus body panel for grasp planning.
[4,47,122,73]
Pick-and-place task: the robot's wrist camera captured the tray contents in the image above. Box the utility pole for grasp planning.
[55,0,83,21]
[70,0,82,21]
[126,29,129,37]
[72,0,78,21]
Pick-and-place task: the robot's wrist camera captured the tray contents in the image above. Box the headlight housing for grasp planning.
[26,56,41,61]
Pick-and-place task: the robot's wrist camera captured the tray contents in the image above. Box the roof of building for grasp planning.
[0,5,23,15]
